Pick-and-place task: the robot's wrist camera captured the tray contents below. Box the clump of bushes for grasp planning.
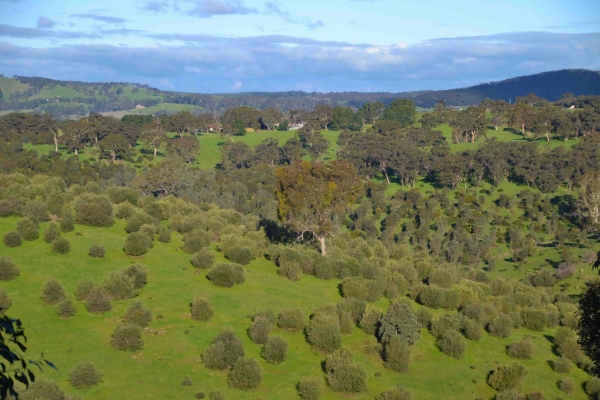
[324,347,368,393]
[102,271,136,300]
[297,377,322,400]
[383,335,411,372]
[111,323,144,351]
[277,308,304,331]
[190,248,215,269]
[520,308,547,331]
[75,193,114,227]
[438,330,466,359]
[17,217,39,241]
[69,361,102,389]
[124,232,151,256]
[375,385,413,400]
[487,362,528,391]
[191,296,214,322]
[123,264,148,289]
[75,279,96,301]
[182,231,211,254]
[203,330,245,370]
[378,302,421,346]
[552,356,572,373]
[559,378,574,395]
[41,279,66,305]
[123,300,152,327]
[43,223,60,244]
[85,287,112,313]
[508,338,533,359]
[60,208,75,232]
[359,305,382,335]
[0,257,20,281]
[207,263,245,288]
[0,289,12,314]
[20,379,71,400]
[55,299,77,318]
[51,237,70,254]
[227,357,262,390]
[489,314,513,338]
[249,315,272,344]
[585,377,600,398]
[224,246,254,265]
[156,225,171,243]
[88,243,106,258]
[306,312,342,353]
[261,336,288,364]
[3,231,22,247]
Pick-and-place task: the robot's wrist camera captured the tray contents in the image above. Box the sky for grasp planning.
[0,0,599,93]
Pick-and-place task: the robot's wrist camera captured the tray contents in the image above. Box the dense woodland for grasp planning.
[0,90,599,399]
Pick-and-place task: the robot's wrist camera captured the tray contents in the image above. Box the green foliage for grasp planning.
[43,222,60,243]
[438,330,466,359]
[21,379,79,400]
[190,296,213,322]
[41,279,66,305]
[487,362,528,391]
[508,338,534,359]
[126,212,155,233]
[224,246,254,265]
[520,309,547,331]
[75,193,114,227]
[277,308,304,331]
[51,237,70,254]
[324,347,368,393]
[261,336,288,364]
[384,335,411,372]
[88,242,106,258]
[0,256,20,281]
[115,202,136,219]
[496,389,526,400]
[190,248,215,269]
[558,377,574,395]
[16,217,38,241]
[203,330,245,370]
[69,361,102,389]
[182,231,211,254]
[208,390,225,400]
[0,289,12,314]
[60,208,75,232]
[75,279,96,301]
[55,298,77,318]
[84,287,112,313]
[111,323,144,351]
[359,304,382,335]
[2,231,22,247]
[462,319,483,341]
[103,271,137,300]
[339,311,353,335]
[489,314,513,338]
[585,377,600,398]
[306,312,342,353]
[123,300,152,327]
[227,357,262,390]
[249,315,272,344]
[375,385,413,400]
[378,301,421,345]
[22,200,49,223]
[123,264,147,289]
[156,225,171,243]
[207,263,246,288]
[577,280,600,376]
[553,356,572,373]
[124,232,151,256]
[138,224,156,240]
[297,377,322,400]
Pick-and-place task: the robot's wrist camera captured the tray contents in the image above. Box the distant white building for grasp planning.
[288,123,304,130]
[135,104,146,109]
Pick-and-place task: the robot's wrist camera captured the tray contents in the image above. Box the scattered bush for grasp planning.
[261,336,288,364]
[438,330,466,359]
[3,231,22,247]
[123,264,147,289]
[124,232,151,256]
[139,224,157,241]
[279,261,302,281]
[60,208,75,232]
[359,305,382,335]
[297,377,322,400]
[203,330,245,370]
[55,299,77,318]
[21,379,72,400]
[306,313,342,353]
[88,243,106,258]
[111,323,144,351]
[487,362,528,391]
[103,271,136,300]
[585,377,600,398]
[508,338,533,359]
[558,377,574,395]
[115,202,136,219]
[51,237,71,254]
[126,212,155,233]
[75,193,114,227]
[384,335,411,372]
[0,289,11,315]
[41,279,66,305]
[69,361,102,389]
[227,357,262,390]
[43,223,60,243]
[324,347,368,393]
[375,385,413,400]
[207,263,246,288]
[123,300,152,327]
[182,231,211,254]
[75,279,96,301]
[520,309,547,332]
[156,225,171,243]
[191,296,214,322]
[496,389,526,400]
[277,308,304,331]
[181,377,192,386]
[208,390,225,400]
[190,248,215,269]
[0,256,20,281]
[463,319,483,341]
[225,246,254,265]
[489,314,513,338]
[85,287,112,313]
[552,356,572,373]
[378,302,421,345]
[336,297,367,323]
[415,307,432,328]
[249,315,272,344]
[17,217,39,241]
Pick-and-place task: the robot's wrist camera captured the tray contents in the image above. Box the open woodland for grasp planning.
[0,92,599,400]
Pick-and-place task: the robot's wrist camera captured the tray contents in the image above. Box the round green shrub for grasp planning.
[43,222,60,244]
[115,202,136,219]
[496,389,526,400]
[0,257,20,281]
[489,314,513,338]
[378,302,421,346]
[339,311,353,335]
[384,335,411,372]
[324,347,368,393]
[17,217,39,241]
[23,200,49,223]
[138,224,157,240]
[552,356,572,373]
[75,279,96,301]
[359,305,382,335]
[85,287,112,314]
[156,225,171,243]
[182,231,211,254]
[249,316,272,344]
[277,308,304,331]
[123,264,148,289]
[520,309,547,331]
[41,279,66,305]
[88,243,106,258]
[55,298,77,318]
[191,296,214,322]
[102,271,136,300]
[0,289,12,314]
[124,232,151,256]
[111,323,144,351]
[279,262,302,281]
[51,237,70,254]
[123,300,152,327]
[438,330,466,359]
[558,377,574,395]
[306,313,342,353]
[202,330,245,370]
[430,313,465,339]
[106,186,138,205]
[487,362,528,391]
[585,377,600,398]
[415,307,432,329]
[0,199,12,218]
[208,391,225,400]
[190,248,215,269]
[507,338,533,359]
[254,309,277,324]
[297,377,322,400]
[261,336,288,364]
[21,379,69,400]
[3,231,22,248]
[462,319,483,341]
[75,193,114,227]
[224,246,253,265]
[60,208,75,233]
[69,361,102,389]
[207,263,246,288]
[227,357,262,390]
[375,385,413,400]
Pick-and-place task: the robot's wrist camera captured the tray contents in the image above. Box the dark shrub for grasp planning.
[531,269,556,287]
[207,263,245,287]
[255,309,277,324]
[75,193,114,227]
[156,225,171,243]
[378,302,421,345]
[324,347,368,393]
[277,308,304,331]
[51,237,70,254]
[337,297,367,323]
[415,307,432,328]
[190,248,215,269]
[462,319,483,341]
[88,243,106,258]
[359,305,382,335]
[489,314,513,338]
[43,222,60,243]
[0,289,12,314]
[106,186,138,205]
[558,378,574,395]
[429,269,454,288]
[115,202,135,219]
[487,362,528,391]
[339,312,353,335]
[103,271,136,300]
[249,316,272,344]
[191,296,213,322]
[17,217,39,241]
[60,208,75,232]
[203,330,245,370]
[55,299,77,318]
[138,224,157,241]
[552,356,572,373]
[3,231,22,247]
[85,287,112,313]
[496,389,526,400]
[123,300,152,327]
[261,336,288,364]
[418,286,445,309]
[225,246,254,265]
[375,385,413,400]
[23,201,49,223]
[75,279,96,301]
[585,377,600,398]
[526,392,546,400]
[124,232,151,256]
[508,338,533,359]
[430,313,465,338]
[111,323,144,351]
[227,357,262,390]
[195,391,205,399]
[306,313,342,353]
[384,335,411,372]
[297,377,322,400]
[21,379,69,400]
[41,279,66,305]
[69,362,102,389]
[0,257,20,281]
[181,377,192,386]
[438,330,466,359]
[520,309,547,331]
[0,199,13,218]
[123,264,148,289]
[279,261,302,281]
[182,231,211,254]
[208,391,225,400]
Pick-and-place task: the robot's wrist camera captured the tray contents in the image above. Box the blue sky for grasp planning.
[0,0,599,93]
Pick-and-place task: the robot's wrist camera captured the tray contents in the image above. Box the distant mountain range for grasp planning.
[0,69,598,118]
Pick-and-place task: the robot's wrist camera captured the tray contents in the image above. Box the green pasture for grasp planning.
[0,76,30,100]
[30,87,94,100]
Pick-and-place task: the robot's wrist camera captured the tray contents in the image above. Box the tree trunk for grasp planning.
[381,162,390,185]
[54,138,58,152]
[74,148,78,155]
[319,236,327,256]
[154,146,157,157]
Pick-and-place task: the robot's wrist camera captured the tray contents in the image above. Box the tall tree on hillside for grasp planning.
[259,108,285,131]
[275,160,363,255]
[296,126,330,161]
[140,118,167,157]
[507,103,536,136]
[100,134,129,161]
[167,136,200,164]
[312,104,334,130]
[577,171,600,229]
[384,99,416,128]
[221,141,252,169]
[162,109,197,137]
[63,119,90,155]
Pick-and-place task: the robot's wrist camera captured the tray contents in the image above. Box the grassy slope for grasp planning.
[30,87,93,100]
[0,76,30,99]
